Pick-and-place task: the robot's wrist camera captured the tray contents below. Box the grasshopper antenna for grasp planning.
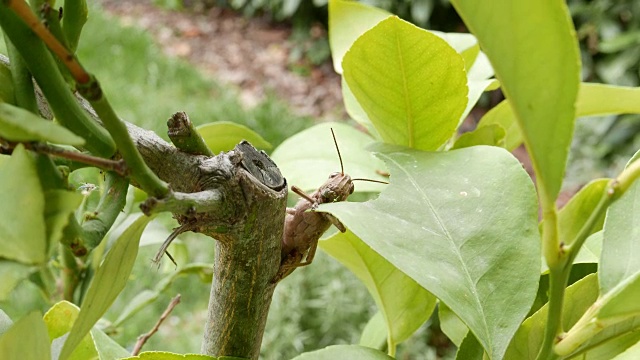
[330,128,344,175]
[352,178,389,184]
[331,127,388,185]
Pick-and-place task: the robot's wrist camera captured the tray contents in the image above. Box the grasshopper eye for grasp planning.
[329,172,340,178]
[349,183,354,194]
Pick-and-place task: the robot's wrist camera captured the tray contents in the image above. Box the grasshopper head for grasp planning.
[320,171,354,203]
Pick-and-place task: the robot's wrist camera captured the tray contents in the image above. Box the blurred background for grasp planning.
[1,0,639,358]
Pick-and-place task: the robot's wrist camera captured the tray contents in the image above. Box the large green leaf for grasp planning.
[0,312,50,360]
[328,0,391,74]
[342,16,468,151]
[291,345,394,360]
[319,145,539,359]
[451,0,580,203]
[0,145,47,264]
[503,274,598,359]
[59,214,153,360]
[271,122,387,193]
[197,121,271,154]
[0,103,85,146]
[320,231,436,352]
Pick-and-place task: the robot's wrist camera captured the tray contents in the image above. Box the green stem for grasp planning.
[9,0,88,83]
[536,267,567,360]
[167,111,214,156]
[79,171,129,250]
[80,82,169,197]
[62,0,88,53]
[537,202,566,360]
[0,5,115,157]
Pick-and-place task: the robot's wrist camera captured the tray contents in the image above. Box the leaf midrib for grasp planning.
[378,152,492,347]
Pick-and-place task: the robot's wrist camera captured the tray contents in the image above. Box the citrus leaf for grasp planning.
[612,339,640,360]
[320,231,436,350]
[0,261,36,301]
[359,311,387,350]
[328,0,391,74]
[452,124,505,150]
[59,214,153,360]
[577,84,640,116]
[478,84,640,152]
[319,145,540,359]
[599,152,640,302]
[439,302,468,347]
[0,312,50,360]
[343,16,468,151]
[91,328,130,360]
[44,301,98,360]
[0,103,85,145]
[0,145,47,264]
[503,274,598,359]
[197,121,271,154]
[451,0,580,203]
[476,101,522,151]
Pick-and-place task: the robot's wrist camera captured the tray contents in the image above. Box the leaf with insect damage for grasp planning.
[319,145,539,359]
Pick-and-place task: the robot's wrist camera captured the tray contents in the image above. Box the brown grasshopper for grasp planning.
[274,129,386,282]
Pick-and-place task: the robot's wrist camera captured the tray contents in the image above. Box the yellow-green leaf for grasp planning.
[59,215,153,360]
[0,145,47,264]
[343,17,467,151]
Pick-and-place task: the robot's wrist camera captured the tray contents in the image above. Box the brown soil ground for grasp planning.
[98,0,344,120]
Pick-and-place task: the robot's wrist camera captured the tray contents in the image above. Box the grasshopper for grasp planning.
[275,129,386,282]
